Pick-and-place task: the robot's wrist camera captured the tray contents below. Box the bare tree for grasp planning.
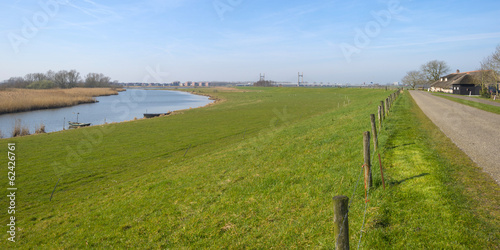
[477,45,500,96]
[24,73,36,83]
[3,70,113,89]
[67,70,81,88]
[32,73,47,82]
[402,70,426,89]
[54,70,69,88]
[46,70,56,82]
[85,73,112,87]
[5,77,28,88]
[420,60,450,81]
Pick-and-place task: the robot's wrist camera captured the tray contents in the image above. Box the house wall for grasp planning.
[430,86,452,93]
[452,84,481,95]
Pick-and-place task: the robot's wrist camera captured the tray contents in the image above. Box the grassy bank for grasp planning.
[365,91,500,248]
[432,93,500,114]
[0,88,498,248]
[0,88,121,114]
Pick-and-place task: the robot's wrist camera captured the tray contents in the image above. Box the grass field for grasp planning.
[1,87,498,248]
[0,88,121,114]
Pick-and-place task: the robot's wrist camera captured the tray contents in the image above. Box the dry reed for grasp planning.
[35,123,46,134]
[12,119,30,137]
[0,88,120,114]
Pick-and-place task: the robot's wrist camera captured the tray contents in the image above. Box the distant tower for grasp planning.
[298,72,304,86]
[260,73,265,81]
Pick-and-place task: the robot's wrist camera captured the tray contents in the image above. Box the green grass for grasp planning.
[365,91,500,249]
[0,87,498,248]
[433,93,500,114]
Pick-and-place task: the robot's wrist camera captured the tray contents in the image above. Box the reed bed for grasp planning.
[0,88,120,114]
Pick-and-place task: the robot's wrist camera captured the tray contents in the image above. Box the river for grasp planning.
[0,89,213,139]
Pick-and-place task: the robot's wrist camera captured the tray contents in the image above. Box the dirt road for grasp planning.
[409,91,500,184]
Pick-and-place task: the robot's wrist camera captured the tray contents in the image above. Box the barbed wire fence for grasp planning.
[334,88,402,249]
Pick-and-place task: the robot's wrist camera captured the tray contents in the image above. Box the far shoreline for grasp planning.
[0,87,124,115]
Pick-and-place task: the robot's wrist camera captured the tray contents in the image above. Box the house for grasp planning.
[430,70,482,95]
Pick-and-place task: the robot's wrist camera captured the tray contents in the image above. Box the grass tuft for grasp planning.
[35,123,46,134]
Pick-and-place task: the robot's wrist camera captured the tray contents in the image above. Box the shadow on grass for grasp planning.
[386,142,416,150]
[389,173,430,185]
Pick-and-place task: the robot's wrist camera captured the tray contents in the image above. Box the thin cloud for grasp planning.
[63,0,121,20]
[371,32,500,49]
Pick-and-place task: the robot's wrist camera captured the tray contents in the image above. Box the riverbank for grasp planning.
[0,88,123,115]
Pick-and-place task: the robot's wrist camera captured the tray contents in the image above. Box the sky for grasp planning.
[1,0,500,85]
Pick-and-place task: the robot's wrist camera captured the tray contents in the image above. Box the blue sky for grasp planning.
[1,0,500,84]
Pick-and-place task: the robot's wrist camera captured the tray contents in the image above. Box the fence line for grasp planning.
[334,88,402,249]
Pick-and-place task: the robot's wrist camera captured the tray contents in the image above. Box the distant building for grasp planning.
[430,70,484,95]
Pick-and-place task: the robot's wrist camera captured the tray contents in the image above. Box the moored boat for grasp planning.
[143,112,171,118]
[68,121,91,128]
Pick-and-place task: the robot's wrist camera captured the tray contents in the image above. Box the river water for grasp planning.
[0,89,212,139]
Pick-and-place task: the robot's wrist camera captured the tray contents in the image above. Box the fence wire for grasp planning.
[336,164,364,245]
[335,90,400,249]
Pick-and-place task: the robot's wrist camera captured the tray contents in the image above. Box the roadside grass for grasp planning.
[1,88,498,248]
[433,93,500,114]
[365,91,500,249]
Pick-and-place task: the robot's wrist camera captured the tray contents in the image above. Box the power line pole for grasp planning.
[298,72,303,86]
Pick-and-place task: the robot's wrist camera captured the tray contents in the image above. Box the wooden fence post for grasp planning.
[370,114,378,152]
[380,101,385,119]
[333,195,349,250]
[363,131,372,188]
[385,98,389,114]
[377,106,382,130]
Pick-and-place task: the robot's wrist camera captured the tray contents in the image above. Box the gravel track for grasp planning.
[410,90,500,184]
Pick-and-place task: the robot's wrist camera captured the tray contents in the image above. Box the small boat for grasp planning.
[68,121,91,128]
[143,112,171,118]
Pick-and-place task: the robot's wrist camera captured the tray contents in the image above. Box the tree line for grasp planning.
[402,45,500,97]
[1,70,118,89]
